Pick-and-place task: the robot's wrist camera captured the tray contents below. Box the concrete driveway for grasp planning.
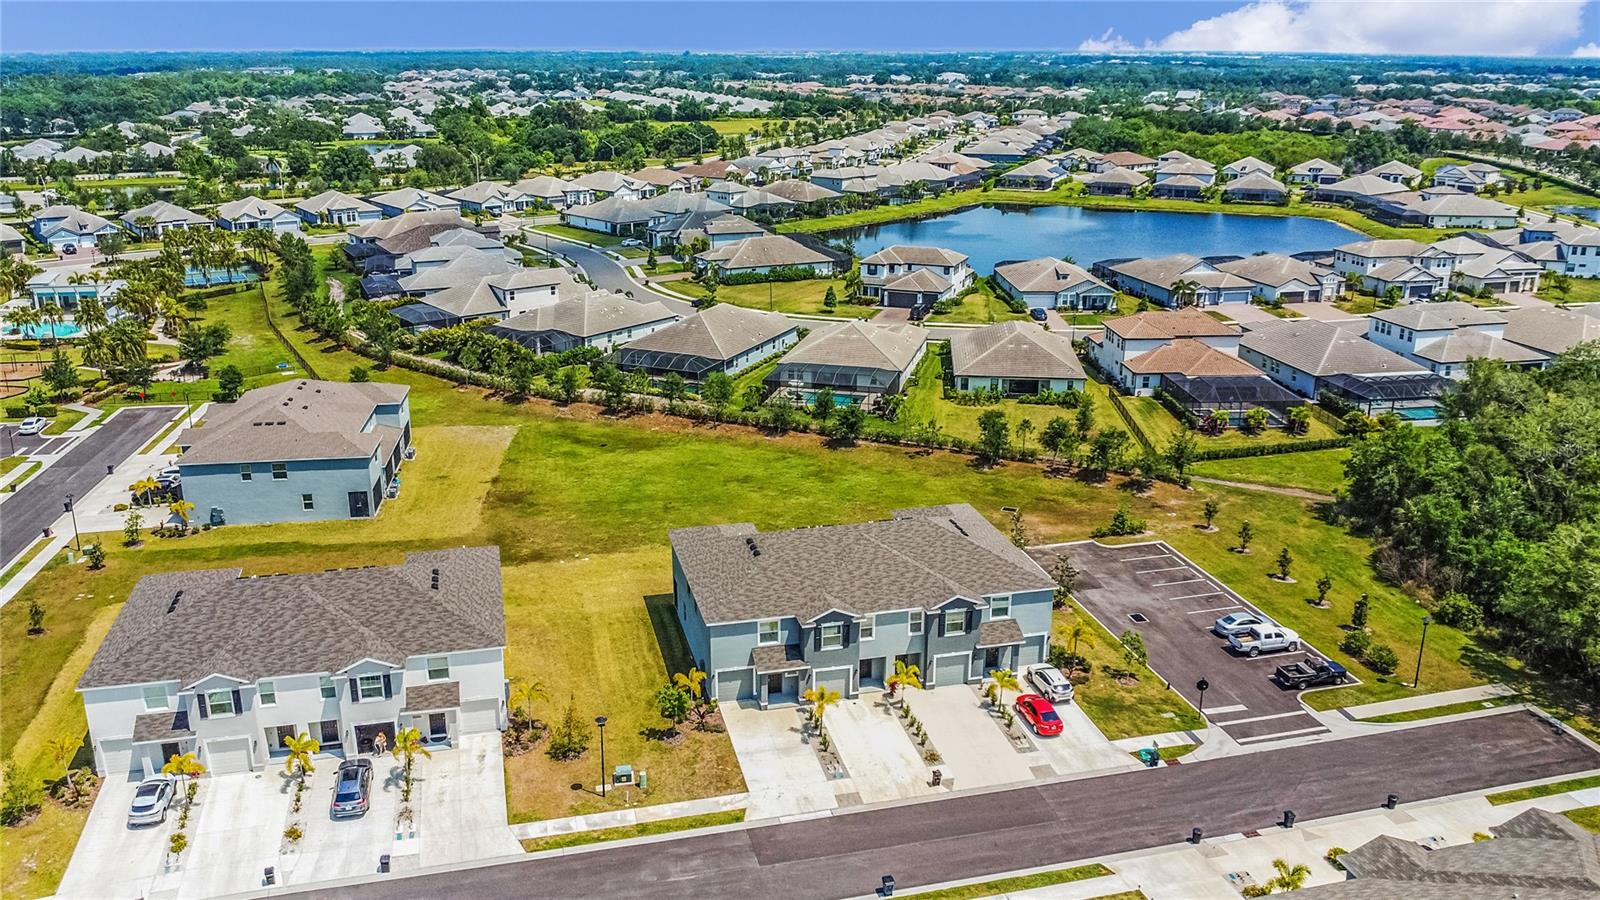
[281,759,400,886]
[56,776,175,899]
[1212,303,1281,325]
[181,770,291,899]
[902,685,1036,790]
[723,701,838,819]
[413,732,522,868]
[824,695,939,805]
[1025,699,1145,778]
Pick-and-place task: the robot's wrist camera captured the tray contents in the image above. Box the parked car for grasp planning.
[127,775,175,826]
[330,758,373,818]
[62,243,78,255]
[1023,663,1075,704]
[155,465,182,489]
[1029,307,1047,322]
[1212,611,1269,638]
[1014,693,1064,736]
[1228,624,1302,657]
[1274,657,1348,690]
[620,238,644,248]
[16,417,49,436]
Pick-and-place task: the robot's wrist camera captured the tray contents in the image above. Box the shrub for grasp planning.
[113,502,129,512]
[1432,592,1483,631]
[283,824,303,844]
[1325,847,1347,870]
[1091,504,1147,538]
[1338,631,1371,657]
[169,832,188,856]
[546,697,592,761]
[1364,643,1399,674]
[85,543,106,569]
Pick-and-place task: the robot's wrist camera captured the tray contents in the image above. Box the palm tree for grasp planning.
[1169,278,1201,308]
[0,255,43,301]
[38,300,65,347]
[800,685,840,730]
[989,668,1020,711]
[281,732,320,778]
[169,499,195,527]
[886,658,923,700]
[1268,858,1311,892]
[131,475,160,507]
[161,751,206,808]
[391,725,433,803]
[673,667,707,703]
[1066,621,1094,658]
[134,215,158,242]
[512,676,548,723]
[48,734,81,801]
[6,304,41,338]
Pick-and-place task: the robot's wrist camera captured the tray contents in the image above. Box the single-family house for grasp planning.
[1362,160,1423,185]
[176,380,413,525]
[1429,237,1543,294]
[859,245,974,307]
[369,188,461,218]
[561,196,658,237]
[511,175,591,209]
[1431,162,1503,192]
[0,223,25,255]
[767,321,929,403]
[1080,167,1149,196]
[1499,304,1600,359]
[996,158,1067,191]
[1086,308,1243,395]
[1240,318,1431,400]
[992,258,1115,311]
[448,182,539,215]
[1367,301,1547,378]
[486,291,679,354]
[1331,239,1456,300]
[296,190,383,227]
[122,202,210,240]
[391,268,580,331]
[694,235,834,278]
[77,546,506,780]
[613,304,799,382]
[342,113,385,140]
[1088,151,1158,173]
[216,196,301,234]
[1103,254,1256,307]
[760,180,842,206]
[30,205,121,250]
[949,322,1086,395]
[1222,156,1275,180]
[571,171,654,201]
[1405,194,1519,229]
[671,504,1057,706]
[1222,171,1289,204]
[1285,158,1344,185]
[1213,254,1344,302]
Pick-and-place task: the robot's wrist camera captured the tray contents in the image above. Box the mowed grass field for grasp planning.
[668,278,877,318]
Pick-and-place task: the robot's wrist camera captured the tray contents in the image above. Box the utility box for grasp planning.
[613,764,634,786]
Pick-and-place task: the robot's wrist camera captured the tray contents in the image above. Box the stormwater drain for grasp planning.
[1128,613,1150,624]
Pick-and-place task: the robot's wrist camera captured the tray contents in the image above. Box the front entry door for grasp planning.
[348,490,371,518]
[766,673,783,696]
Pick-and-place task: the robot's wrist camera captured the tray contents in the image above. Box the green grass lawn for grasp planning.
[1188,448,1351,495]
[1565,806,1600,833]
[899,863,1113,900]
[926,283,1030,325]
[1129,743,1198,762]
[1334,294,1383,315]
[669,278,877,319]
[2,408,87,436]
[1486,774,1600,805]
[698,117,786,137]
[1358,695,1521,724]
[520,810,746,852]
[1057,599,1204,740]
[1539,277,1600,304]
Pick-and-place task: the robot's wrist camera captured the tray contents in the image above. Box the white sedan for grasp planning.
[16,417,49,436]
[1024,663,1075,704]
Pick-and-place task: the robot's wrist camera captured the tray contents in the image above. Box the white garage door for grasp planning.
[717,668,754,703]
[98,738,138,781]
[934,654,970,688]
[814,667,850,697]
[459,698,500,733]
[204,737,253,775]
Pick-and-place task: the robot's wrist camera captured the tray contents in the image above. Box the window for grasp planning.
[944,609,968,636]
[258,681,277,706]
[142,685,168,710]
[990,596,1012,620]
[301,494,315,510]
[426,657,449,680]
[819,622,844,651]
[239,464,252,481]
[319,675,336,700]
[859,615,876,641]
[207,690,236,717]
[757,619,780,646]
[909,610,925,635]
[357,674,386,701]
[271,462,288,480]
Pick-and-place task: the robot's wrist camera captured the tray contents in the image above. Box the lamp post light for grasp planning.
[1413,614,1432,689]
[63,492,82,553]
[595,715,608,797]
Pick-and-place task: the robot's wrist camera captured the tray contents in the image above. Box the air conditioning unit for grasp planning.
[404,447,417,461]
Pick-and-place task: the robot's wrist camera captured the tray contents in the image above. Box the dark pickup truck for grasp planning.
[1274,658,1348,690]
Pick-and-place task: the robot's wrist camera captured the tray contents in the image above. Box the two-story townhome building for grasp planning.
[992,257,1116,311]
[77,547,506,781]
[671,504,1057,707]
[216,196,302,234]
[1087,308,1243,395]
[1366,301,1548,379]
[858,245,974,308]
[176,380,412,525]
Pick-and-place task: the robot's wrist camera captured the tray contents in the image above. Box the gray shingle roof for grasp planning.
[950,322,1086,381]
[1369,301,1506,330]
[861,245,968,267]
[80,547,505,690]
[751,644,810,673]
[489,291,678,340]
[994,258,1108,295]
[177,380,409,466]
[132,710,194,744]
[782,321,928,372]
[1241,319,1424,377]
[617,304,795,362]
[977,618,1025,648]
[401,681,461,712]
[1215,254,1329,288]
[1503,305,1600,355]
[670,504,1055,624]
[696,235,830,270]
[296,189,380,216]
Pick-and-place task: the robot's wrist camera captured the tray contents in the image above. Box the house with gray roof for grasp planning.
[78,546,506,780]
[859,245,974,307]
[1362,160,1423,184]
[447,181,540,215]
[614,304,798,381]
[1286,158,1344,185]
[216,196,301,234]
[392,267,580,331]
[1367,301,1548,378]
[1214,254,1344,302]
[486,290,679,354]
[121,200,213,240]
[949,322,1086,395]
[176,380,412,525]
[29,205,122,251]
[993,258,1115,311]
[768,321,929,403]
[670,504,1056,706]
[1240,318,1433,407]
[369,187,461,218]
[295,189,382,227]
[694,234,834,277]
[1221,171,1288,204]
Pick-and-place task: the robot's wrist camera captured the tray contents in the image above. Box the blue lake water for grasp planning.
[1551,205,1600,223]
[832,204,1364,273]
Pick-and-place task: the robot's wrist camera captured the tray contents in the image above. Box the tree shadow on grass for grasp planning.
[644,593,694,677]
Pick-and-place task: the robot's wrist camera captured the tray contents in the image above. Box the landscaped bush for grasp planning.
[1338,630,1371,657]
[1017,388,1083,408]
[1432,592,1483,631]
[1325,847,1348,870]
[1091,504,1147,538]
[5,403,58,418]
[714,266,832,286]
[1189,437,1351,462]
[1364,643,1399,674]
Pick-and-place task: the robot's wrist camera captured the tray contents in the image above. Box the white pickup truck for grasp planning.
[1228,624,1302,657]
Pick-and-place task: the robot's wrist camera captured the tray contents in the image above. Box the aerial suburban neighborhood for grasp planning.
[2,4,1600,900]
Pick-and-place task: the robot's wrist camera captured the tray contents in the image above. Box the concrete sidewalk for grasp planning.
[509,792,748,841]
[1340,683,1517,719]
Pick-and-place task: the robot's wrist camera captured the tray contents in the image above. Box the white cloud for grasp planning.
[1136,0,1590,57]
[1575,42,1600,57]
[1078,28,1137,53]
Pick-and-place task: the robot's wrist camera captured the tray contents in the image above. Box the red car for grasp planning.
[1015,693,1063,736]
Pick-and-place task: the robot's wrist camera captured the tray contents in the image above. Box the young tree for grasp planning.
[701,371,734,419]
[811,387,835,422]
[26,600,45,635]
[85,543,106,570]
[653,684,692,736]
[1165,430,1197,477]
[1118,630,1148,668]
[349,365,372,383]
[1236,520,1254,552]
[1086,429,1130,477]
[659,372,688,406]
[41,350,80,399]
[822,285,838,311]
[1014,418,1035,451]
[1285,405,1312,436]
[886,658,923,700]
[977,409,1009,463]
[1009,508,1028,548]
[546,696,591,760]
[1315,574,1333,606]
[214,365,245,402]
[1275,546,1294,581]
[1351,592,1370,631]
[1040,416,1073,461]
[281,732,320,779]
[800,685,840,729]
[123,510,144,546]
[556,366,584,405]
[391,726,433,803]
[1202,498,1220,530]
[988,668,1019,711]
[1051,553,1079,608]
[830,404,866,443]
[1074,391,1095,438]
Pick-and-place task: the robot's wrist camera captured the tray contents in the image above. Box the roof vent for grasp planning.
[744,537,760,558]
[430,568,440,590]
[166,590,184,614]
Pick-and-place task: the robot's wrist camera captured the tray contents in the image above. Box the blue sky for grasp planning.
[2,1,1598,57]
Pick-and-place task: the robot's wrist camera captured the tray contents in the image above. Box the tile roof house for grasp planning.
[694,234,834,277]
[1221,171,1289,203]
[368,187,462,218]
[1222,156,1275,179]
[30,205,122,250]
[447,181,541,215]
[1500,304,1600,358]
[613,304,799,382]
[949,322,1087,395]
[342,112,386,139]
[992,257,1116,312]
[511,175,592,209]
[1366,300,1547,379]
[767,321,930,401]
[1286,158,1344,185]
[1214,254,1345,302]
[1362,160,1423,184]
[1241,318,1429,399]
[176,380,412,525]
[1080,166,1150,196]
[1103,254,1258,308]
[121,200,213,239]
[78,547,506,780]
[391,267,580,331]
[670,504,1056,706]
[295,190,383,227]
[486,290,679,354]
[1088,308,1242,395]
[216,196,301,234]
[859,245,974,308]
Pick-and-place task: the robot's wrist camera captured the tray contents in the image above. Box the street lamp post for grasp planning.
[595,715,608,797]
[64,492,82,554]
[1413,615,1431,689]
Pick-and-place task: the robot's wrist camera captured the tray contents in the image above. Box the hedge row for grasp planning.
[1191,436,1352,462]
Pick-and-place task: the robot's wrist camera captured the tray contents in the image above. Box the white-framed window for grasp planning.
[859,615,876,641]
[206,690,236,717]
[142,685,168,710]
[239,464,252,481]
[757,619,780,646]
[357,674,386,701]
[819,622,844,651]
[272,462,288,480]
[944,608,967,636]
[258,680,277,706]
[319,675,337,700]
[301,494,315,510]
[426,657,449,680]
[909,610,925,635]
[990,596,1012,619]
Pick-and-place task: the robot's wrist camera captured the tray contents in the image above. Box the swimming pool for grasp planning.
[16,322,85,340]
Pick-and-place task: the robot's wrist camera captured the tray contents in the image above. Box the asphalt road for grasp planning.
[523,229,698,317]
[293,712,1598,900]
[0,406,175,565]
[1032,540,1333,744]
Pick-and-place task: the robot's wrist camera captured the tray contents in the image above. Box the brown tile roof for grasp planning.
[1104,308,1240,340]
[1123,339,1260,376]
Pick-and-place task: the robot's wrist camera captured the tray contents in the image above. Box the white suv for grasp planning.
[1024,663,1075,704]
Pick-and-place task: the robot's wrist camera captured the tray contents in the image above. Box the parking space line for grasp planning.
[1216,711,1309,726]
[1169,591,1227,601]
[1136,565,1191,574]
[1206,704,1248,715]
[1184,604,1242,615]
[1117,553,1175,562]
[1152,578,1206,587]
[1233,727,1330,744]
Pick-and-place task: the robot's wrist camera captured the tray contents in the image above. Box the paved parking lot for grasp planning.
[1028,540,1338,745]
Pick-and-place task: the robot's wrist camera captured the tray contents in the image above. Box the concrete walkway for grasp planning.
[1189,476,1335,502]
[509,792,749,841]
[1340,684,1518,720]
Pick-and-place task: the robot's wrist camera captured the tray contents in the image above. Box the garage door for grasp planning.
[459,698,500,734]
[98,738,138,781]
[204,737,253,775]
[716,668,754,703]
[934,654,970,688]
[813,667,850,697]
